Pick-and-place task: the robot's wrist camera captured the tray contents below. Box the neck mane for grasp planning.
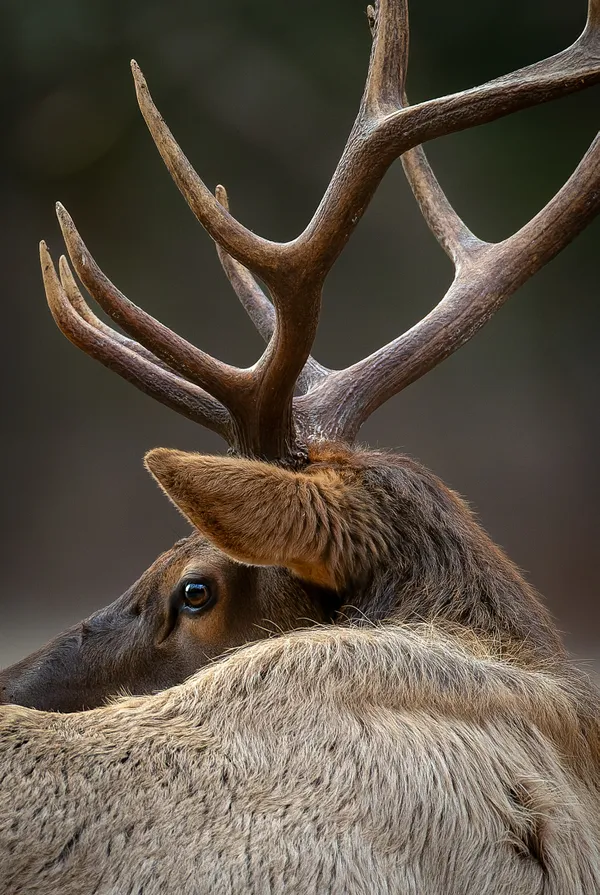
[340,450,566,668]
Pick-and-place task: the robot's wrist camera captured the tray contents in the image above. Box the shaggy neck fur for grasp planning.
[315,446,565,666]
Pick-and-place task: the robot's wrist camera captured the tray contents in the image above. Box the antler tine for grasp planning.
[401,143,486,267]
[304,132,600,441]
[214,185,329,395]
[212,184,277,345]
[131,62,282,281]
[40,244,232,438]
[587,0,600,30]
[60,257,176,375]
[56,203,248,409]
[362,1,408,117]
[364,5,479,268]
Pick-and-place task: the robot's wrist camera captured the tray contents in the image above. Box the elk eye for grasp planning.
[182,581,213,612]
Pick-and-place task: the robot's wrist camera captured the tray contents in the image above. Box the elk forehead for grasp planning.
[164,535,239,579]
[132,534,221,606]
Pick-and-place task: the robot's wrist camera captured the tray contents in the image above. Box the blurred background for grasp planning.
[0,0,598,669]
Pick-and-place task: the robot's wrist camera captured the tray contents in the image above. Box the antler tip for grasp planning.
[57,254,79,297]
[55,201,71,224]
[39,240,51,272]
[39,241,59,297]
[39,239,54,264]
[215,184,229,210]
[55,204,81,251]
[130,60,147,91]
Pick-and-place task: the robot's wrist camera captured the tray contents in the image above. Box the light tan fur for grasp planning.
[1,624,600,894]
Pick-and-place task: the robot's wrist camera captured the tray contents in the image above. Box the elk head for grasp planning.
[1,0,599,711]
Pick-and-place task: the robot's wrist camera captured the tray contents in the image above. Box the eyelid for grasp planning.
[184,582,209,596]
[180,570,215,587]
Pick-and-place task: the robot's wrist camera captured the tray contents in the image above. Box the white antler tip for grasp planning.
[130,60,146,88]
[215,184,229,209]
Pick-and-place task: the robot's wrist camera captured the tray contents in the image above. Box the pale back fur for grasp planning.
[2,623,600,894]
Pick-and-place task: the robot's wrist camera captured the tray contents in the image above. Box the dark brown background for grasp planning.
[1,0,598,669]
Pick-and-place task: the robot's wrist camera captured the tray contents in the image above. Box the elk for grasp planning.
[2,4,599,716]
[1,0,600,890]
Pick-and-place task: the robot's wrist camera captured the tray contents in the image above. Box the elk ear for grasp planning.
[144,449,381,589]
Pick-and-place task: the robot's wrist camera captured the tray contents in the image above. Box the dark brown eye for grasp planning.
[182,581,213,612]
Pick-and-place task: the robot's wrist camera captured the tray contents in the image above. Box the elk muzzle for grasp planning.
[0,592,170,712]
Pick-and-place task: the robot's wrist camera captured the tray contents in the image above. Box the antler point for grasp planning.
[215,184,229,210]
[131,61,147,90]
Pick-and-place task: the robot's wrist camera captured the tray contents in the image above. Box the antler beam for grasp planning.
[41,0,600,461]
[304,135,600,441]
[213,186,330,396]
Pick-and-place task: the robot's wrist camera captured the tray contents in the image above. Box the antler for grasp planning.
[41,0,600,461]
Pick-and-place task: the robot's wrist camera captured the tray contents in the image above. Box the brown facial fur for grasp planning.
[0,533,333,712]
[1,440,575,714]
[146,442,566,665]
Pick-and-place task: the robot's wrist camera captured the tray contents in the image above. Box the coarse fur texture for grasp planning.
[144,443,566,663]
[1,444,600,893]
[2,625,600,894]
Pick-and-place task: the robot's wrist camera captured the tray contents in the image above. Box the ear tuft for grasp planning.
[144,447,186,488]
[144,448,209,525]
